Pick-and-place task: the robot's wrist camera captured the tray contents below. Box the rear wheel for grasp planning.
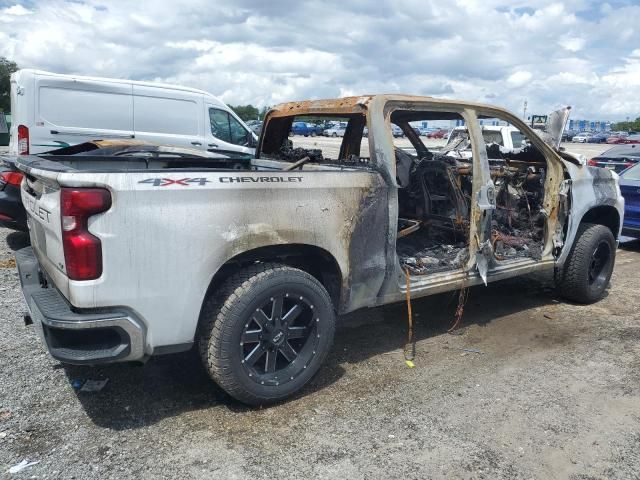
[559,223,616,303]
[198,263,336,405]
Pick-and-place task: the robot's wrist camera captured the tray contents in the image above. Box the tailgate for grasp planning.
[19,166,70,295]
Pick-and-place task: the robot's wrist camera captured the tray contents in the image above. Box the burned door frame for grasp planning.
[470,105,565,279]
[373,100,491,297]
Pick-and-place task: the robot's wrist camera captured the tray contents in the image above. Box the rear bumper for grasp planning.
[15,246,146,364]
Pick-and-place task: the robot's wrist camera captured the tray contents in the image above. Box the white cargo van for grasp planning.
[9,69,257,159]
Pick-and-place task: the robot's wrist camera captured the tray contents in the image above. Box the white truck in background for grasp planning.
[9,69,257,159]
[444,125,527,158]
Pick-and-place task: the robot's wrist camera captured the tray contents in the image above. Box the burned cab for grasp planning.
[256,95,610,307]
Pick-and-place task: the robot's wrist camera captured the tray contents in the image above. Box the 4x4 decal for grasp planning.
[139,178,210,187]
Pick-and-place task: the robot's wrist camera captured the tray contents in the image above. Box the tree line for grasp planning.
[611,118,640,132]
[0,57,19,112]
[228,104,270,122]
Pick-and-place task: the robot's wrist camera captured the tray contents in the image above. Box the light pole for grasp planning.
[523,99,528,122]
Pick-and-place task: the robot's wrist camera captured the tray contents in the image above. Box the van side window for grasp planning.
[209,108,249,146]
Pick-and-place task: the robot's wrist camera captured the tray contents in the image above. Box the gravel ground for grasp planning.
[1,231,640,478]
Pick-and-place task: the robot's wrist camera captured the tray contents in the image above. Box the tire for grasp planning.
[311,131,317,137]
[332,133,337,137]
[198,263,336,405]
[559,223,616,304]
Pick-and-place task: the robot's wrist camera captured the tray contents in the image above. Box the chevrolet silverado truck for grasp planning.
[9,95,624,405]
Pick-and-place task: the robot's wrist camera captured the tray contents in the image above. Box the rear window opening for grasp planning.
[260,114,371,168]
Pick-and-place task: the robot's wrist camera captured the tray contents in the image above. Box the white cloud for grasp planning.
[2,4,32,15]
[0,0,639,120]
[560,35,585,52]
[507,71,533,88]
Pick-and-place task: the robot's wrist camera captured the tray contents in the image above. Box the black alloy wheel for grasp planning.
[198,263,336,405]
[588,240,612,291]
[559,223,616,303]
[240,293,319,386]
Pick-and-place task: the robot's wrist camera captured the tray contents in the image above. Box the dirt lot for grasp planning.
[1,223,640,479]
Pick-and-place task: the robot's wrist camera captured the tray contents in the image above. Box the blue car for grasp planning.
[620,162,640,238]
[291,122,323,137]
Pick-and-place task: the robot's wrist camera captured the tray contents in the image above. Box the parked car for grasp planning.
[308,123,324,136]
[588,133,608,143]
[587,144,640,173]
[0,161,26,231]
[562,130,578,142]
[9,69,257,159]
[323,125,347,137]
[619,162,640,238]
[623,134,640,144]
[291,122,323,137]
[572,132,592,143]
[246,120,263,136]
[9,94,623,406]
[427,129,448,139]
[446,125,525,151]
[607,132,629,144]
[291,122,310,136]
[391,124,404,137]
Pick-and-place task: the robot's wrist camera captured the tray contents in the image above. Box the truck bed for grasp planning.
[11,154,367,174]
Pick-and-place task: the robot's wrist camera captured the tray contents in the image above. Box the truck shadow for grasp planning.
[65,270,560,430]
[5,231,30,251]
[619,237,640,251]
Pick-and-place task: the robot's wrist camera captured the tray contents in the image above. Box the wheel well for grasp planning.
[203,244,343,310]
[580,206,620,239]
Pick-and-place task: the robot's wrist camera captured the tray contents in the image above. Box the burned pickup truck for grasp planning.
[11,95,623,405]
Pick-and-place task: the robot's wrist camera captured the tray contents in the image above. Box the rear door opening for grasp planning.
[389,109,473,276]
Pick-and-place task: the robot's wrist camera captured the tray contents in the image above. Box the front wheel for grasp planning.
[198,263,336,405]
[558,223,616,303]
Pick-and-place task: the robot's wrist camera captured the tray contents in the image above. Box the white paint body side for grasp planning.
[556,161,625,266]
[21,167,381,353]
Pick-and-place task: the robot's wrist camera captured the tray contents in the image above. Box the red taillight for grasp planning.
[60,188,111,280]
[17,125,29,155]
[587,159,598,166]
[0,171,24,186]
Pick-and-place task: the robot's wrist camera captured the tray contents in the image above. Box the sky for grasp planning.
[1,0,639,121]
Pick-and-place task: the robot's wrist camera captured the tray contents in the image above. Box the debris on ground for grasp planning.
[0,258,16,269]
[399,242,469,275]
[443,346,483,354]
[8,459,40,474]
